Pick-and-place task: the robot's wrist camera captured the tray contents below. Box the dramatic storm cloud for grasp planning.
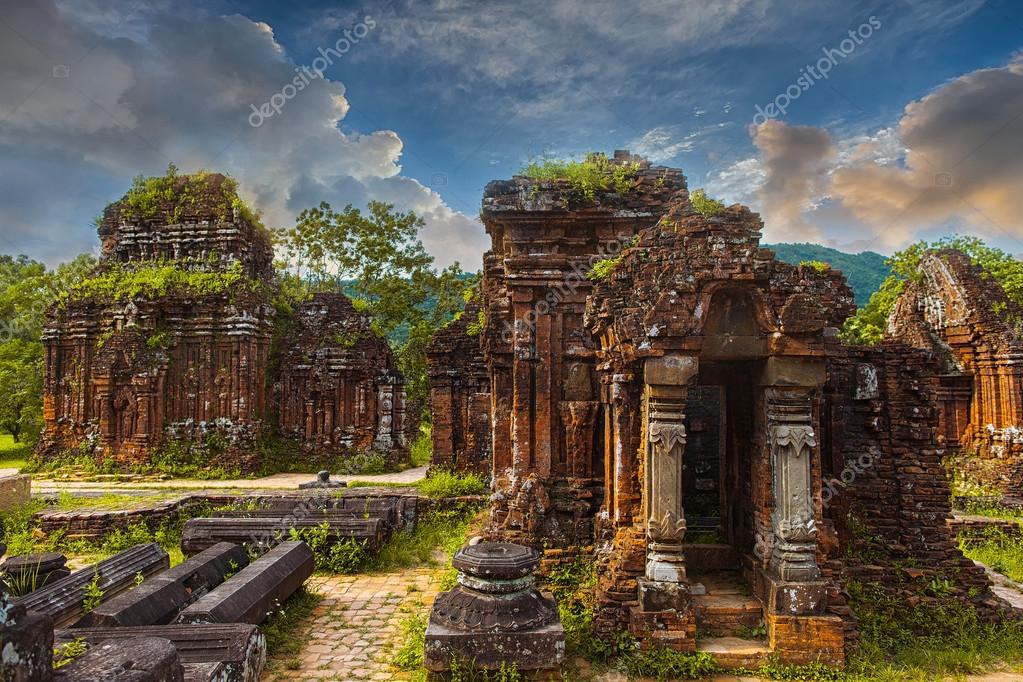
[0,0,485,267]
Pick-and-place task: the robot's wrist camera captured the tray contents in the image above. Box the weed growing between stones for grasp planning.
[261,587,323,676]
[689,188,726,217]
[287,523,368,573]
[52,637,87,670]
[370,503,484,574]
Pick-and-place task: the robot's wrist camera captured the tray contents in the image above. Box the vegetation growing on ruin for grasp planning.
[520,152,640,200]
[801,259,832,273]
[119,164,266,234]
[465,309,486,336]
[689,188,726,216]
[62,260,256,305]
[843,235,1023,345]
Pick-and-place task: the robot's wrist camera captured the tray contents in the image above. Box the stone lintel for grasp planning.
[644,355,698,386]
[759,356,825,387]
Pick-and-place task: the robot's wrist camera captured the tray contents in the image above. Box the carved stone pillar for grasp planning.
[644,385,688,583]
[638,355,697,611]
[374,379,395,450]
[766,388,820,583]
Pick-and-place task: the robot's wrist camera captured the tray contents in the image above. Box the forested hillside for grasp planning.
[765,242,890,305]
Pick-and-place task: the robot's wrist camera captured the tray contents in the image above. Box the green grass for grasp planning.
[262,587,323,678]
[520,152,639,200]
[409,425,432,467]
[962,532,1023,583]
[368,503,483,573]
[415,470,486,498]
[0,434,29,470]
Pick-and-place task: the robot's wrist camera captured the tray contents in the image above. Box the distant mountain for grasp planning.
[763,243,890,306]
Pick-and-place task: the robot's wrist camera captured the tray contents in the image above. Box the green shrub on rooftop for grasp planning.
[689,189,726,217]
[520,152,640,200]
[62,260,256,305]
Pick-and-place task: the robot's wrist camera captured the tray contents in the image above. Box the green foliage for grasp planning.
[145,331,170,349]
[624,648,719,680]
[520,152,640,200]
[800,259,832,273]
[839,276,905,345]
[0,252,95,447]
[416,470,486,498]
[261,587,322,671]
[120,165,264,232]
[53,638,88,669]
[842,235,1023,345]
[586,255,622,282]
[409,424,432,467]
[82,571,104,612]
[393,610,427,671]
[689,188,726,216]
[961,529,1023,582]
[465,309,486,337]
[766,243,890,305]
[275,201,470,408]
[368,504,481,573]
[64,260,253,305]
[844,580,1023,677]
[0,339,43,444]
[142,435,240,480]
[287,523,368,573]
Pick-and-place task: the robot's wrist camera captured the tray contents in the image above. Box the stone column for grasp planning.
[767,409,819,582]
[374,379,395,451]
[639,355,697,611]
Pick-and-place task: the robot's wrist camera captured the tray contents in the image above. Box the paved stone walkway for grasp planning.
[264,568,441,681]
[30,466,429,497]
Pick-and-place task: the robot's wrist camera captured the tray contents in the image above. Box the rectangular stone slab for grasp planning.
[211,507,400,531]
[55,623,266,682]
[17,543,169,628]
[84,542,250,627]
[174,541,313,625]
[53,636,184,681]
[180,517,385,556]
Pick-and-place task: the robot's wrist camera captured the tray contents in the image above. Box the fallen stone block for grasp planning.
[0,473,30,512]
[211,506,401,533]
[55,623,266,682]
[85,542,249,627]
[181,516,385,555]
[175,541,313,625]
[54,636,183,681]
[1,551,71,593]
[17,543,169,628]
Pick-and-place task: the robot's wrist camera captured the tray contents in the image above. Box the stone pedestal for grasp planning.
[425,543,564,673]
[298,470,345,489]
[0,587,54,681]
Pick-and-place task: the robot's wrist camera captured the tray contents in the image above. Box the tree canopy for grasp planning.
[275,200,474,407]
[841,236,1023,345]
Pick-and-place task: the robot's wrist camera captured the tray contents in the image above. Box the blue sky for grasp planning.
[2,0,1023,270]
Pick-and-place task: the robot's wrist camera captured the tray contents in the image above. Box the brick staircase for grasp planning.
[692,571,772,668]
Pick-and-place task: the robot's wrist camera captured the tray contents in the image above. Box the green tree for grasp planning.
[0,253,97,444]
[275,201,471,407]
[842,235,1023,345]
[0,339,43,443]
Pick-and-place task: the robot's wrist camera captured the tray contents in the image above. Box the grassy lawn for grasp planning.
[0,433,29,470]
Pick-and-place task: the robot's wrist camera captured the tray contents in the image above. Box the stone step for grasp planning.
[55,623,265,682]
[175,541,313,625]
[696,636,773,669]
[17,543,170,628]
[693,592,764,636]
[83,542,250,627]
[180,516,387,556]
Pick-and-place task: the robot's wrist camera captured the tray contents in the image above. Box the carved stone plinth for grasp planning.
[425,543,564,672]
[298,470,345,489]
[0,587,54,681]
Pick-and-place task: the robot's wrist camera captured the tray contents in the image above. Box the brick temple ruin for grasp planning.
[429,152,1008,665]
[39,172,410,471]
[887,249,1023,499]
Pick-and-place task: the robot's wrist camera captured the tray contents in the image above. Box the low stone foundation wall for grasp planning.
[948,514,1023,546]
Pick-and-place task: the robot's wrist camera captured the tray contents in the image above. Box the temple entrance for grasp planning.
[683,360,760,565]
